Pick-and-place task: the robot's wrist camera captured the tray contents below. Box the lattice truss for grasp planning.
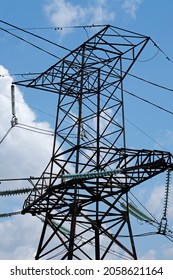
[15,25,173,260]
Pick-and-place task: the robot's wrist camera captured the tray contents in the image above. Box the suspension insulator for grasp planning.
[11,84,18,127]
[158,169,171,234]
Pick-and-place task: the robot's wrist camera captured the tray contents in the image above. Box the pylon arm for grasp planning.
[21,148,173,215]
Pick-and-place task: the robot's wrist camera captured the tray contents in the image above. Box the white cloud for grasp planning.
[163,246,173,259]
[146,183,173,221]
[122,0,142,19]
[139,249,157,260]
[43,0,142,33]
[43,0,116,33]
[0,65,57,259]
[146,185,164,218]
[0,215,42,259]
[0,65,54,180]
[44,0,86,28]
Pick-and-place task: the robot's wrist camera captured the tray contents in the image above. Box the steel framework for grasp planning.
[14,25,173,260]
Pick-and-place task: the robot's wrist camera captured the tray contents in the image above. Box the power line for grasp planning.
[1,68,173,94]
[0,91,56,119]
[16,122,54,136]
[2,23,107,46]
[1,86,172,157]
[129,190,159,224]
[0,72,40,78]
[0,19,71,52]
[124,115,167,151]
[137,47,160,62]
[150,38,173,65]
[0,207,130,259]
[0,127,13,144]
[0,123,54,146]
[1,20,173,92]
[0,176,55,183]
[4,23,107,31]
[126,71,173,93]
[113,66,173,93]
[0,25,60,60]
[123,88,173,116]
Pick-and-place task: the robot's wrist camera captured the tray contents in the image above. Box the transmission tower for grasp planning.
[14,25,173,260]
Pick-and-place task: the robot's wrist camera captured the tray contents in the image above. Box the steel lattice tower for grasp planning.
[15,25,173,260]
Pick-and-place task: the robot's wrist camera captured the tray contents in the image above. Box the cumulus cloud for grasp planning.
[43,0,143,33]
[0,215,42,259]
[163,246,173,259]
[0,65,54,180]
[146,183,173,221]
[122,0,143,19]
[43,0,116,33]
[139,249,157,260]
[0,65,56,259]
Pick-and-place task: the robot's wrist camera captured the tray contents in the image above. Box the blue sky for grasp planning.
[1,0,173,260]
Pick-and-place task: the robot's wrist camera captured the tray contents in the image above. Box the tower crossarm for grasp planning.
[13,25,150,94]
[116,148,173,188]
[21,148,173,215]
